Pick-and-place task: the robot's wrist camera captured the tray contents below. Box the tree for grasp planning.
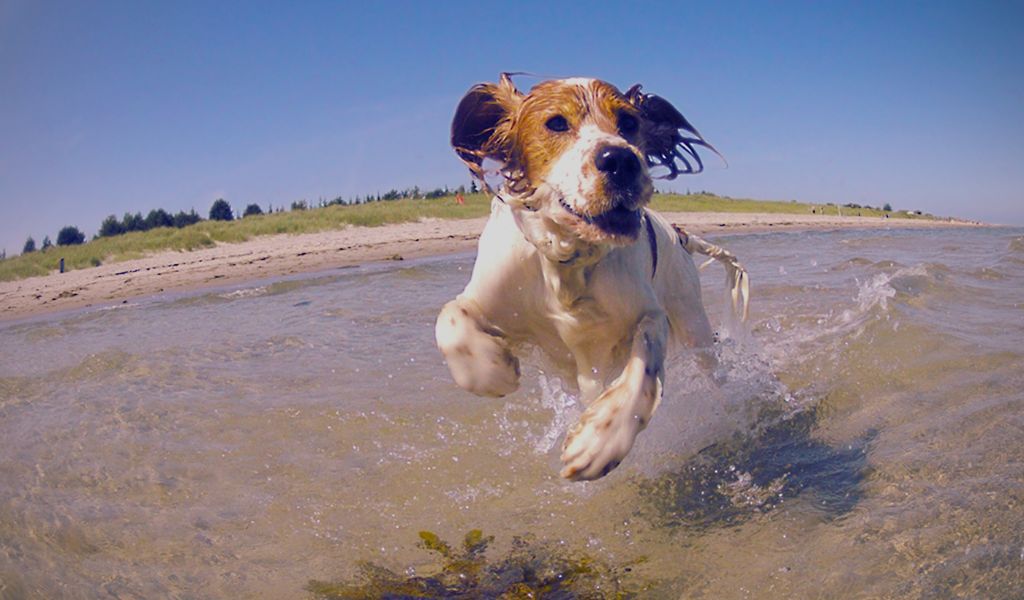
[209,198,233,221]
[883,203,892,212]
[290,200,307,211]
[243,203,263,217]
[41,236,52,250]
[122,211,146,232]
[145,208,174,229]
[98,214,125,237]
[23,236,36,254]
[57,226,85,246]
[173,209,201,228]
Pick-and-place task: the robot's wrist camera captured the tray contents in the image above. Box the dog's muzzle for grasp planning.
[559,196,642,237]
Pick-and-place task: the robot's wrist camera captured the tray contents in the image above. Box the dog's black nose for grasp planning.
[594,145,641,187]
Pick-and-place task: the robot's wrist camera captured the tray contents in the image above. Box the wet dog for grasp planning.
[436,75,748,480]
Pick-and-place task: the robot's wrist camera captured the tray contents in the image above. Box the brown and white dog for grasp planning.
[436,75,749,481]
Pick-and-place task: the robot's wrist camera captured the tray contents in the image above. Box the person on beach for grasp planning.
[455,192,465,205]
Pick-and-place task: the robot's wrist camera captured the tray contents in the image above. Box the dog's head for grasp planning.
[452,75,717,245]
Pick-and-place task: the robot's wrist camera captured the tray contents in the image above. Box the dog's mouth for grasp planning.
[559,197,642,237]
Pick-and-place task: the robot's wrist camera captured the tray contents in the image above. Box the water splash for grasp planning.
[764,263,940,364]
[530,373,581,454]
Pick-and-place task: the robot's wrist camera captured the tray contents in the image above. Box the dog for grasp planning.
[436,74,749,481]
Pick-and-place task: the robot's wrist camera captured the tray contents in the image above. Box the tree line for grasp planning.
[12,183,477,257]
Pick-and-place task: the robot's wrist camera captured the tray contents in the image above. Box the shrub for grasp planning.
[22,236,36,254]
[883,203,892,212]
[209,199,233,221]
[290,200,308,211]
[41,236,52,250]
[243,203,264,217]
[56,226,85,246]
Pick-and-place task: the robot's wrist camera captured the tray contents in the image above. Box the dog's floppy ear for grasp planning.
[626,84,723,179]
[451,73,523,183]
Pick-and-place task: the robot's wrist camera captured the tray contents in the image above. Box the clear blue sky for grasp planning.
[2,1,1022,254]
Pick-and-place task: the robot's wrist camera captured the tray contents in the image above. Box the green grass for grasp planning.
[0,194,492,282]
[650,193,931,220]
[0,192,935,283]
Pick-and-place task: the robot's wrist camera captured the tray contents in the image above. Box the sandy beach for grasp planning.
[0,211,985,322]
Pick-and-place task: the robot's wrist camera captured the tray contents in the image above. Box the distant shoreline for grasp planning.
[0,211,988,322]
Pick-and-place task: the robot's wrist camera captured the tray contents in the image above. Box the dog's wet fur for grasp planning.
[438,75,748,480]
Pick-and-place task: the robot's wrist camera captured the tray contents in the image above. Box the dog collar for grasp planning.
[645,212,658,280]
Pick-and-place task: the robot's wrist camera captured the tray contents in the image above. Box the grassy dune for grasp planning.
[650,194,907,218]
[0,193,931,282]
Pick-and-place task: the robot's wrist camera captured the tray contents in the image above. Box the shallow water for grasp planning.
[1,227,1022,599]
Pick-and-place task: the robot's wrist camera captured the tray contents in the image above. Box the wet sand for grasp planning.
[0,212,985,321]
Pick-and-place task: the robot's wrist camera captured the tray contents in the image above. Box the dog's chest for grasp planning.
[539,260,638,344]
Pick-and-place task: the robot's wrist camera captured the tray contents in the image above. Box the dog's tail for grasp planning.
[674,225,750,323]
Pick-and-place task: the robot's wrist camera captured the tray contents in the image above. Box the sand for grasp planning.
[0,212,985,322]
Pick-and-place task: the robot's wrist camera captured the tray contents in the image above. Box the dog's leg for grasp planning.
[573,348,614,404]
[668,293,715,348]
[560,311,667,480]
[667,292,719,375]
[435,297,520,397]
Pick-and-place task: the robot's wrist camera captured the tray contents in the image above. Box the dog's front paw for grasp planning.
[559,388,644,481]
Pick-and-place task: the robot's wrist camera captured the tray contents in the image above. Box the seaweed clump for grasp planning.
[306,529,642,599]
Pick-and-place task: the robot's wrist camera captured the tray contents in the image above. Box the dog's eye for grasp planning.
[545,115,569,133]
[618,113,639,136]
